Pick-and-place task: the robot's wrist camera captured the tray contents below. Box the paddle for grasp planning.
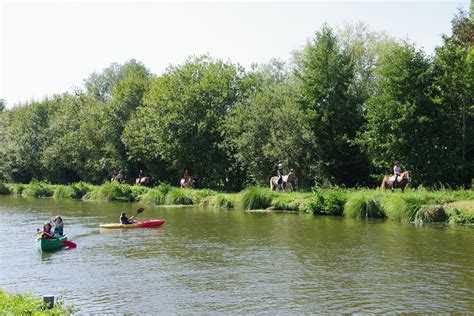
[37,229,77,248]
[131,207,144,222]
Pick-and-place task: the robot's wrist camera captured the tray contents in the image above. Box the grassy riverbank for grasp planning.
[1,181,473,224]
[0,289,75,315]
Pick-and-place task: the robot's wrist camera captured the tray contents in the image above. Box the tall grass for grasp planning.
[0,182,10,194]
[414,205,448,223]
[240,187,277,210]
[86,182,137,201]
[344,191,385,219]
[165,188,193,205]
[141,189,165,205]
[22,180,53,198]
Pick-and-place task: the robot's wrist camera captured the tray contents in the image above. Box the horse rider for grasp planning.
[138,169,145,182]
[183,169,190,184]
[111,170,118,181]
[277,163,284,188]
[392,161,401,189]
[117,170,124,183]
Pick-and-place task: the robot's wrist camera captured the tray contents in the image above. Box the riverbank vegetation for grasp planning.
[0,10,472,190]
[1,180,473,224]
[0,289,75,315]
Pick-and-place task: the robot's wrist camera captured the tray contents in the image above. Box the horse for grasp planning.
[135,176,152,187]
[180,177,193,189]
[270,171,298,192]
[381,171,411,192]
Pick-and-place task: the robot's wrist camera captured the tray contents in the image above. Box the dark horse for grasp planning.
[381,171,411,192]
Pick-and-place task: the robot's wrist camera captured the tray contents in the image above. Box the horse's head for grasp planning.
[402,171,411,181]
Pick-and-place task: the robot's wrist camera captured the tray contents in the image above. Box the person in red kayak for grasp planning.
[120,212,137,225]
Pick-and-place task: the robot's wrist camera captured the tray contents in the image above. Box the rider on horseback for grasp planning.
[138,169,145,182]
[392,161,401,189]
[183,169,190,184]
[277,163,284,189]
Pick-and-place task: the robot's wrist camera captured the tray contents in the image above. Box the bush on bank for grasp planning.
[0,289,76,315]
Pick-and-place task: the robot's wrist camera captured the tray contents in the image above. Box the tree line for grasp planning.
[0,12,472,190]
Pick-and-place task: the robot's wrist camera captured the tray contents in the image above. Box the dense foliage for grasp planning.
[0,11,472,189]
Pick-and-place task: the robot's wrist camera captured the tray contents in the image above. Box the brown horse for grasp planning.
[135,176,152,187]
[381,171,411,192]
[270,171,298,192]
[180,177,193,189]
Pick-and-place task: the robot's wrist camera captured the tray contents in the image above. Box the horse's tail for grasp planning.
[270,177,275,191]
[381,177,386,192]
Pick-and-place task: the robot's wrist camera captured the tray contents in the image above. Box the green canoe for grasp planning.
[36,235,68,252]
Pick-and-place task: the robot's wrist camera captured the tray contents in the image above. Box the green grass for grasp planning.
[0,289,76,315]
[240,187,277,210]
[344,191,385,219]
[165,188,193,205]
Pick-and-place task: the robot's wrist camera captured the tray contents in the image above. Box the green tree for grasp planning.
[360,43,457,186]
[222,59,311,188]
[296,25,370,186]
[432,10,474,186]
[122,56,253,186]
[0,101,53,182]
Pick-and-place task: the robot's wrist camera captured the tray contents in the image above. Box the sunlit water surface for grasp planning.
[0,195,473,313]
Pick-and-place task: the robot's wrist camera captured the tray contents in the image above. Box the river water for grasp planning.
[0,195,473,314]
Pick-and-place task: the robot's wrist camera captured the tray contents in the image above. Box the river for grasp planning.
[0,195,473,313]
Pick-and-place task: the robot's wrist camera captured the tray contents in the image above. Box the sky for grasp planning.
[0,0,470,108]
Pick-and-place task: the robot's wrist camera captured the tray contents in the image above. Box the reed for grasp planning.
[165,188,193,205]
[344,191,385,219]
[240,187,276,210]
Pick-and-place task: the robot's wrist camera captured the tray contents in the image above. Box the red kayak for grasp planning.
[99,219,165,229]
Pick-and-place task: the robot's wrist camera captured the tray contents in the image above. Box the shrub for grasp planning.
[142,189,165,205]
[156,182,173,196]
[53,185,72,199]
[305,189,347,215]
[69,182,91,199]
[9,183,25,195]
[0,289,76,315]
[213,195,234,208]
[344,192,385,219]
[0,182,10,194]
[192,189,217,204]
[22,180,53,198]
[165,188,193,205]
[87,182,137,201]
[240,187,276,210]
